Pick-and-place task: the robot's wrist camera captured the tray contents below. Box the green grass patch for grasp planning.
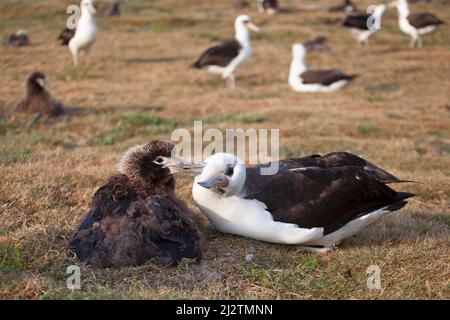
[191,31,220,42]
[0,120,19,136]
[356,124,378,135]
[211,113,266,124]
[296,256,319,272]
[367,95,386,103]
[0,244,24,271]
[280,146,302,158]
[89,113,183,146]
[0,147,33,164]
[434,214,450,227]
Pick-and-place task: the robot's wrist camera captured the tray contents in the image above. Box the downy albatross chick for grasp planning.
[390,0,445,48]
[289,39,357,93]
[16,72,65,117]
[192,15,260,90]
[159,152,414,252]
[68,140,204,268]
[68,0,97,66]
[5,30,30,47]
[342,4,387,46]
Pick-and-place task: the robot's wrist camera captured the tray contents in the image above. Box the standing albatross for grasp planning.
[390,0,445,48]
[289,40,357,93]
[192,15,260,90]
[158,153,414,252]
[68,0,97,66]
[342,4,387,46]
[69,140,204,268]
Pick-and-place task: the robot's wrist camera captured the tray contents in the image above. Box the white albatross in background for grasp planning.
[156,153,415,252]
[69,0,97,66]
[192,15,260,90]
[289,40,357,93]
[390,0,445,48]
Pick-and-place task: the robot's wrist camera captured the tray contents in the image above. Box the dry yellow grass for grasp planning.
[0,0,449,299]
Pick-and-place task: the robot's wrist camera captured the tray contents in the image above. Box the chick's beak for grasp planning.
[154,156,205,175]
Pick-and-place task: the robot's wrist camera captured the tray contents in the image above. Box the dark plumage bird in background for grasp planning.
[289,38,357,93]
[16,72,65,118]
[342,4,387,46]
[57,28,75,46]
[329,0,358,13]
[5,30,30,47]
[234,0,250,10]
[68,140,205,268]
[97,1,121,17]
[258,0,279,14]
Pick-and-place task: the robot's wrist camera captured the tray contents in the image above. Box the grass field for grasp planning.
[0,0,449,299]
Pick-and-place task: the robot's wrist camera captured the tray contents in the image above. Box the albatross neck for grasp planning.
[80,7,96,24]
[235,25,252,48]
[289,53,308,78]
[396,0,410,19]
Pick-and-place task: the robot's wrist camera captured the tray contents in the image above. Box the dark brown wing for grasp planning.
[192,40,242,68]
[342,14,370,30]
[408,13,444,29]
[301,69,357,86]
[57,28,75,45]
[243,152,414,234]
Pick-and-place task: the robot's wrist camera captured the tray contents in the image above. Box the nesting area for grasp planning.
[0,0,449,300]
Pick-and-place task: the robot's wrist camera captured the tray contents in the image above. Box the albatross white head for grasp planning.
[81,0,97,15]
[390,0,410,17]
[196,153,246,197]
[234,15,260,46]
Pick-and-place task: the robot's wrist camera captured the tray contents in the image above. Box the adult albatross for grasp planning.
[390,0,445,48]
[192,15,260,90]
[289,40,357,93]
[68,0,97,66]
[342,4,387,46]
[157,152,414,252]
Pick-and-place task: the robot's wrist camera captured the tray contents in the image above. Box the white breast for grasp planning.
[192,179,324,244]
[399,18,417,36]
[69,16,97,51]
[289,76,350,93]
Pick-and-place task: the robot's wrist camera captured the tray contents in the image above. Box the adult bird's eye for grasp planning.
[225,166,234,176]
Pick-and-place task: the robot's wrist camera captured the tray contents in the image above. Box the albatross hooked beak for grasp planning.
[86,3,97,14]
[247,22,261,33]
[154,156,205,175]
[197,175,230,194]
